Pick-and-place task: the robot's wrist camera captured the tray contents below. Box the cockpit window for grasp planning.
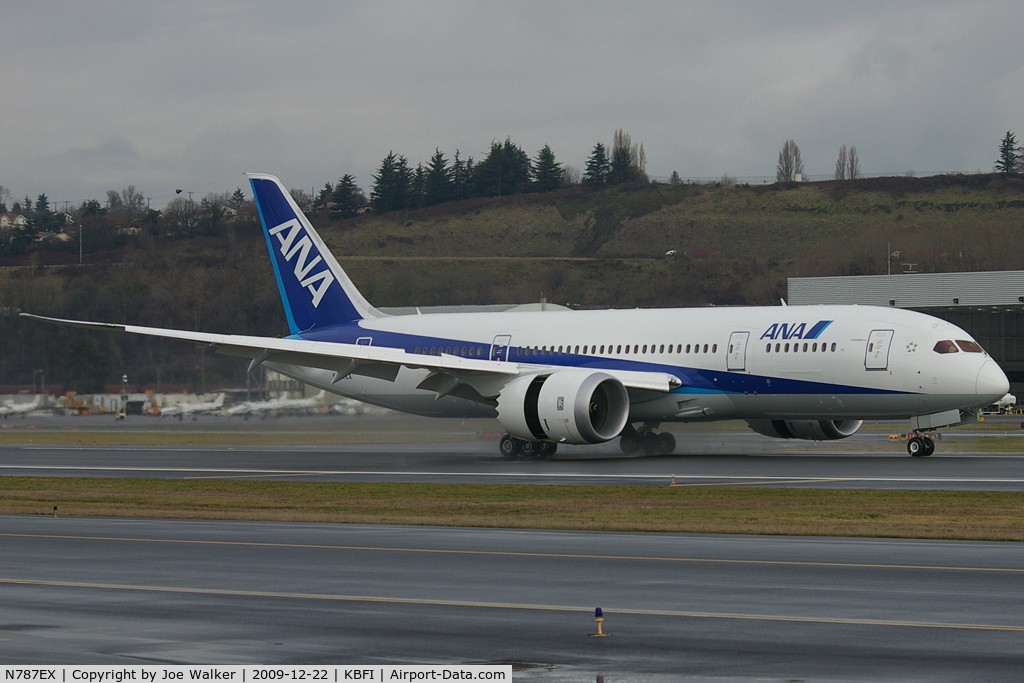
[956,340,984,353]
[933,340,959,354]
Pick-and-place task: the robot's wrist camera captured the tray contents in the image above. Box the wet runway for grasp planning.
[2,515,1023,680]
[2,414,1024,490]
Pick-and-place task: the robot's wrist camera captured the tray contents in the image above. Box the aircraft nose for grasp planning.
[976,360,1010,402]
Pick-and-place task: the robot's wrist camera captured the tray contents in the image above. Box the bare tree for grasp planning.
[834,145,848,180]
[561,165,581,185]
[776,140,805,182]
[0,185,10,211]
[120,185,147,219]
[847,146,861,179]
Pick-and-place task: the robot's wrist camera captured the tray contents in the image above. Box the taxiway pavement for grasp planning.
[1,515,1022,680]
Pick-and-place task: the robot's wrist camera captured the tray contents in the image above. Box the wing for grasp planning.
[20,313,679,398]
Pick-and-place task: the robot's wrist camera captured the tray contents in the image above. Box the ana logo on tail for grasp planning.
[268,218,336,308]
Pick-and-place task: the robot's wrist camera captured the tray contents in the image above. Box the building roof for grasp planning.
[788,271,1024,309]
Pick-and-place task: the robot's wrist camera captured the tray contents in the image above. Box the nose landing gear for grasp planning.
[907,435,935,457]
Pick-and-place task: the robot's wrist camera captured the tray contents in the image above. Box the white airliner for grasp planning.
[0,395,46,418]
[159,393,225,418]
[227,390,326,417]
[23,173,1009,457]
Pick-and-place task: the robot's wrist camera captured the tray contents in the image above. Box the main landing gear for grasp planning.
[619,423,676,456]
[499,434,558,459]
[907,434,935,457]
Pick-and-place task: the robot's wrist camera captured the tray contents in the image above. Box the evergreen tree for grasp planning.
[995,131,1020,175]
[608,144,633,184]
[669,171,682,185]
[329,174,365,219]
[315,183,333,212]
[473,138,532,197]
[424,148,452,206]
[583,142,611,186]
[411,164,426,209]
[61,336,109,393]
[450,150,475,201]
[532,144,562,192]
[370,151,413,212]
[229,188,247,208]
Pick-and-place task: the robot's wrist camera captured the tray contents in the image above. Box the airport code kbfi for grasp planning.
[2,669,508,683]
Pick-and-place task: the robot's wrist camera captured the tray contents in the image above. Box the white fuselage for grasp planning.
[269,304,1007,423]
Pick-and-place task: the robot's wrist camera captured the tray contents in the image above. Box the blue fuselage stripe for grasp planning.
[297,323,908,398]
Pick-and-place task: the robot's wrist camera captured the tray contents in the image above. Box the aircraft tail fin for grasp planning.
[247,173,381,334]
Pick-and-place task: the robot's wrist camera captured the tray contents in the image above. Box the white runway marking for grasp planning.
[4,463,1024,485]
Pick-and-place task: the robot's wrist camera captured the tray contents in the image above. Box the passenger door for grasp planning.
[865,329,894,370]
[727,331,750,371]
[490,335,511,361]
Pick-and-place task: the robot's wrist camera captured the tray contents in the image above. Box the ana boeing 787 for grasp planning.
[24,173,1009,457]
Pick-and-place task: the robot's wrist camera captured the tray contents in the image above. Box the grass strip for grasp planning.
[2,477,1022,541]
[0,430,482,447]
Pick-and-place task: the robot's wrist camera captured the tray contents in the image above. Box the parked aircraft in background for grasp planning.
[0,395,45,418]
[227,390,326,417]
[159,393,225,419]
[23,173,1009,457]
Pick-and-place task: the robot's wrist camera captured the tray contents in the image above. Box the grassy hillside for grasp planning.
[2,173,1023,389]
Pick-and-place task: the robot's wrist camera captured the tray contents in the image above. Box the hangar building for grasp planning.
[788,270,1024,392]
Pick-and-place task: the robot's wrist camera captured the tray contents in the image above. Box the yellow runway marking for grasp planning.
[3,532,1022,574]
[2,577,1021,632]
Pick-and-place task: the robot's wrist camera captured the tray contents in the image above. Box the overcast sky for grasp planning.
[2,1,1023,209]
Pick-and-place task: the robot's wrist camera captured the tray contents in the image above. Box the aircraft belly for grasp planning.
[266,362,495,418]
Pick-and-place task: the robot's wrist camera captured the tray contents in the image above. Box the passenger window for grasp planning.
[812,343,817,352]
[933,340,959,354]
[802,343,807,352]
[784,343,790,352]
[659,344,664,353]
[575,345,580,354]
[956,340,983,353]
[686,344,691,353]
[712,344,717,353]
[766,344,771,353]
[831,342,837,352]
[775,343,781,352]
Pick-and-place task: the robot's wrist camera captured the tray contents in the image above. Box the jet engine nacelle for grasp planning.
[745,419,864,441]
[496,370,630,445]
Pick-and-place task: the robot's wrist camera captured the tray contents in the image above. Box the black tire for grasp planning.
[642,433,661,456]
[620,432,642,454]
[908,437,924,457]
[498,434,519,458]
[519,440,537,458]
[537,441,558,459]
[921,436,935,457]
[656,431,676,455]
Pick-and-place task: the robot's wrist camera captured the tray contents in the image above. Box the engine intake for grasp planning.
[496,370,630,444]
[746,419,863,441]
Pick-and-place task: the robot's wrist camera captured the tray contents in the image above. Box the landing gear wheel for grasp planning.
[620,431,642,454]
[519,439,537,458]
[537,441,558,459]
[499,434,519,458]
[908,437,924,457]
[656,431,676,455]
[642,433,662,456]
[921,436,935,456]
